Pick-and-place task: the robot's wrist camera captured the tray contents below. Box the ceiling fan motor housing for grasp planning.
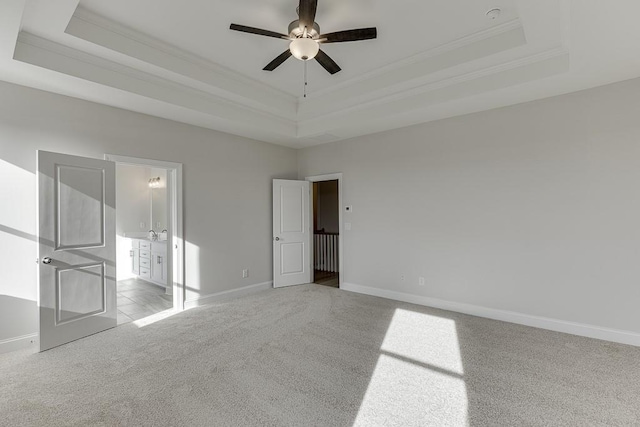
[229,0,377,75]
[288,20,320,38]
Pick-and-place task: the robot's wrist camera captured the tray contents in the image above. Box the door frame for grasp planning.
[105,154,185,311]
[305,173,343,289]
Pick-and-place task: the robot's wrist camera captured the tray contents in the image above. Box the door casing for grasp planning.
[105,154,185,311]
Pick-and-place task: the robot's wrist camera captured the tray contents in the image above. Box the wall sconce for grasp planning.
[148,177,161,188]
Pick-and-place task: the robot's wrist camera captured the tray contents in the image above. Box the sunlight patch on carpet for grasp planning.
[354,308,469,426]
[132,309,178,328]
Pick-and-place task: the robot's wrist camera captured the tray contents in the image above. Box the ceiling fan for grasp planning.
[230,0,377,75]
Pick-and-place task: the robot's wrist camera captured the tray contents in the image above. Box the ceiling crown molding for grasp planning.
[66,6,297,119]
[306,19,524,100]
[298,20,528,120]
[5,0,593,149]
[14,31,297,141]
[298,46,570,139]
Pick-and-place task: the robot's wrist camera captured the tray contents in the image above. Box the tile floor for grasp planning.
[117,278,172,325]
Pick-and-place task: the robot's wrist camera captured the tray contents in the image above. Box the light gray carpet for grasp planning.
[1,284,639,426]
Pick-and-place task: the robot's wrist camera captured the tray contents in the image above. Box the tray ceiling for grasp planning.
[1,0,639,148]
[77,0,519,96]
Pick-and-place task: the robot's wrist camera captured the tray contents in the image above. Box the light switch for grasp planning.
[345,222,352,231]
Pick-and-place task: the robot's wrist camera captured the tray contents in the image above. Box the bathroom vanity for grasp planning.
[130,238,168,289]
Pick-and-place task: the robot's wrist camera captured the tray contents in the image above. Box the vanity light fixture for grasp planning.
[148,177,161,188]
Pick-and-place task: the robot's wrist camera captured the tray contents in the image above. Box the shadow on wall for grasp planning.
[185,241,201,301]
[0,223,116,268]
[0,157,38,343]
[0,295,37,340]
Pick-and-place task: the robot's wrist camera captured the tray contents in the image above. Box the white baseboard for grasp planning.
[0,333,38,355]
[184,281,273,310]
[342,282,640,347]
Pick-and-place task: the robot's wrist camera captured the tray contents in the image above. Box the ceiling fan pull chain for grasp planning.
[303,59,308,98]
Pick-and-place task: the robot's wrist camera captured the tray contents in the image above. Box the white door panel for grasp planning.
[38,150,116,351]
[273,180,310,288]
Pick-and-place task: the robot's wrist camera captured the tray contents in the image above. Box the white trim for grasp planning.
[304,19,524,101]
[0,333,38,355]
[104,154,185,311]
[297,46,570,134]
[66,7,296,114]
[14,32,296,136]
[342,282,640,347]
[305,173,343,289]
[184,281,273,310]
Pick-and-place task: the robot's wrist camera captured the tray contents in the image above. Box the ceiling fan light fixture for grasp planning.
[289,37,319,61]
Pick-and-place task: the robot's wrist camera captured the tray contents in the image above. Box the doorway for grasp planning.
[307,173,343,289]
[36,151,184,351]
[105,154,184,319]
[114,164,172,324]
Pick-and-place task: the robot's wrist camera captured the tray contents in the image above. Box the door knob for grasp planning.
[274,237,281,241]
[42,257,53,264]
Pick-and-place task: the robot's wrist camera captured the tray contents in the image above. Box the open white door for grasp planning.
[273,179,311,288]
[37,151,116,351]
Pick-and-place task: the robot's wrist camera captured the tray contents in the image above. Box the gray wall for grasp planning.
[4,74,640,347]
[298,77,640,334]
[0,81,297,343]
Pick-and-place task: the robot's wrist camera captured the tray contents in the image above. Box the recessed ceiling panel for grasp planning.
[77,0,518,96]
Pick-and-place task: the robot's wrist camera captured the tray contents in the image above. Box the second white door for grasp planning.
[273,179,311,288]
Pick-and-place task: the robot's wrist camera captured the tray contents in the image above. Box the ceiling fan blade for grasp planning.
[315,49,341,75]
[298,0,318,30]
[230,24,289,40]
[263,50,293,71]
[319,27,377,43]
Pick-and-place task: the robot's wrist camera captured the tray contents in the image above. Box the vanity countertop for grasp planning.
[127,236,167,243]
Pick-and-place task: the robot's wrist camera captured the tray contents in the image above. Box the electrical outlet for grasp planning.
[401,274,405,282]
[242,269,249,278]
[419,277,426,286]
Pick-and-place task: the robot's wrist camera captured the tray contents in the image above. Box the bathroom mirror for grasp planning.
[149,171,167,233]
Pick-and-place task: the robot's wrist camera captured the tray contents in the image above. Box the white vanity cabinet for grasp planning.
[131,239,168,289]
[131,244,140,275]
[150,244,167,284]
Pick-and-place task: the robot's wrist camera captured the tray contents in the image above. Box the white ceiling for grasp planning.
[1,0,640,148]
[78,0,519,96]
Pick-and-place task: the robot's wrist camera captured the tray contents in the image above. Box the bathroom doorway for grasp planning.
[105,154,184,324]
